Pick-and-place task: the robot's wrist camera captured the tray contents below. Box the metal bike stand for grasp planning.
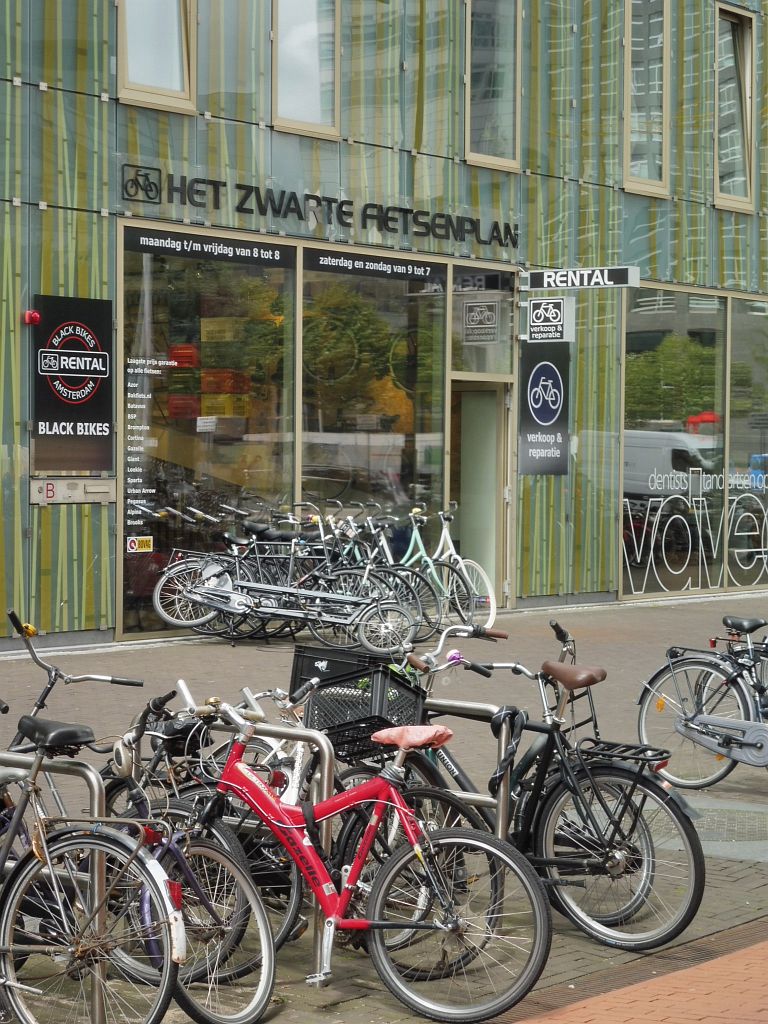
[424,697,511,840]
[0,754,107,1024]
[237,721,336,985]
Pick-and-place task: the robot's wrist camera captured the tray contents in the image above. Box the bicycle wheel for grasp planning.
[429,560,474,627]
[305,568,378,649]
[164,839,276,1024]
[637,656,752,788]
[0,831,179,1024]
[390,566,442,642]
[152,559,228,628]
[175,787,305,950]
[366,828,551,1023]
[534,765,705,950]
[357,601,417,655]
[457,559,497,629]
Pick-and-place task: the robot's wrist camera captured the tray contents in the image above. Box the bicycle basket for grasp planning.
[303,665,426,763]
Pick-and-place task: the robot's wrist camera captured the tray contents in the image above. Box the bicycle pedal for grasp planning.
[286,915,309,942]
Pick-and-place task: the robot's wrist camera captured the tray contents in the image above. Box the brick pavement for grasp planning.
[516,939,768,1024]
[1,591,767,1023]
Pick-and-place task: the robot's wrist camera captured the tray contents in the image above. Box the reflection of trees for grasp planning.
[625,332,719,425]
[302,282,393,424]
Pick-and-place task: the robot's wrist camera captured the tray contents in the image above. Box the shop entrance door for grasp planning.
[449,384,507,602]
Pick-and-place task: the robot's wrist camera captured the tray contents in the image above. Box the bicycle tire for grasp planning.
[0,830,179,1024]
[357,600,417,655]
[152,558,227,628]
[456,559,497,629]
[534,765,705,950]
[304,567,382,649]
[431,560,474,626]
[164,839,276,1024]
[174,786,305,950]
[388,565,442,641]
[366,827,551,1023]
[637,656,752,788]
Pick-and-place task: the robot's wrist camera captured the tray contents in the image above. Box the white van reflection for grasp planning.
[623,430,722,498]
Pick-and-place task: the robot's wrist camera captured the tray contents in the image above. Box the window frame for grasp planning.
[117,0,197,115]
[271,0,341,140]
[464,0,522,172]
[623,0,670,198]
[714,4,755,213]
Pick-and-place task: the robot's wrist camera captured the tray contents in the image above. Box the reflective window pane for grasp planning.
[623,289,725,595]
[729,299,768,587]
[628,0,665,182]
[276,0,336,127]
[717,12,750,200]
[451,269,513,373]
[124,0,186,92]
[121,231,295,632]
[468,0,517,162]
[302,253,445,511]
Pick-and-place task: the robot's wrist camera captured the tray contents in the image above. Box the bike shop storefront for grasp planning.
[118,222,514,635]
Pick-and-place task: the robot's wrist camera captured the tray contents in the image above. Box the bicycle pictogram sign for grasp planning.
[121,164,162,204]
[527,361,563,426]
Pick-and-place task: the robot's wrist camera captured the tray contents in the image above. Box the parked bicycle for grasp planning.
[376,621,706,950]
[637,613,768,788]
[0,611,186,1024]
[173,676,553,1023]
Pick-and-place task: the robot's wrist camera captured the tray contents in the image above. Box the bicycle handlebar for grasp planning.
[7,610,144,687]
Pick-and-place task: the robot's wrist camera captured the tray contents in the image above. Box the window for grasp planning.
[465,0,520,169]
[624,0,669,196]
[715,6,754,210]
[118,0,196,114]
[273,0,340,137]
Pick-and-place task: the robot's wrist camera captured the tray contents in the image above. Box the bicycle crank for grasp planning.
[675,715,768,767]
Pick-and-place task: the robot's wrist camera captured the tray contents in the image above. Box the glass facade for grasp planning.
[4,2,768,639]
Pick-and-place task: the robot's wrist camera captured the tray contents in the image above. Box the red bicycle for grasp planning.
[173,679,552,1023]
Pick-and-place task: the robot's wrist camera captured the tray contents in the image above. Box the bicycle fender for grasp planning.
[1,825,187,965]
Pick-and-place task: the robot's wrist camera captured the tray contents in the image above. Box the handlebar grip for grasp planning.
[406,653,430,672]
[290,676,320,705]
[111,676,145,687]
[549,619,569,643]
[465,660,493,678]
[149,689,178,714]
[0,699,9,715]
[7,610,24,635]
[473,626,508,640]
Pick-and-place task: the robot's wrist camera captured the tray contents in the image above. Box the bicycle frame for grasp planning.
[216,740,423,928]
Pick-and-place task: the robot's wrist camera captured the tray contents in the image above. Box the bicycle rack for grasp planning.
[210,719,336,986]
[424,697,510,840]
[0,755,107,1024]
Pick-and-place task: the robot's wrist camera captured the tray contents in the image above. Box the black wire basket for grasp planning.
[303,665,426,763]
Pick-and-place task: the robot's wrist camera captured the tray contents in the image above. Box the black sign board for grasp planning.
[124,225,296,268]
[32,295,114,472]
[304,248,446,284]
[518,342,570,475]
[526,266,639,290]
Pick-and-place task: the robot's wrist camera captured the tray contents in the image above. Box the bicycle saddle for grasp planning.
[540,661,607,691]
[16,714,95,750]
[371,724,453,749]
[722,616,767,634]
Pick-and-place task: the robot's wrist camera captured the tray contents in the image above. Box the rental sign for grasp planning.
[32,295,114,472]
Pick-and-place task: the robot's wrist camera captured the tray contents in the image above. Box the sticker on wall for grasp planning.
[126,536,154,554]
[518,342,570,476]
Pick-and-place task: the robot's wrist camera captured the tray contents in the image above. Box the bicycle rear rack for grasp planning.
[575,737,671,766]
